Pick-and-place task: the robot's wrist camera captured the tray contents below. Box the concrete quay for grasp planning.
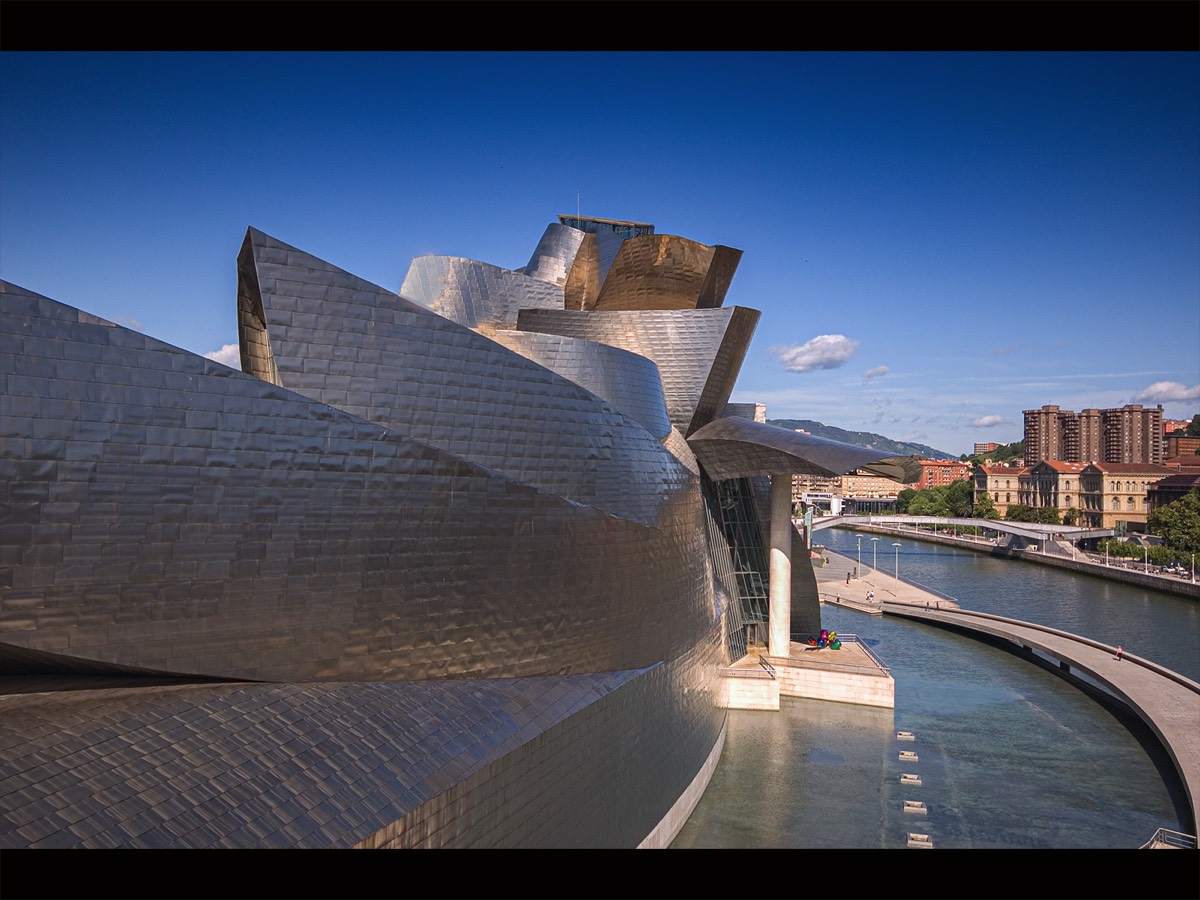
[813,546,959,612]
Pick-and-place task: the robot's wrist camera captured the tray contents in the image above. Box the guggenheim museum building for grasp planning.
[0,214,913,848]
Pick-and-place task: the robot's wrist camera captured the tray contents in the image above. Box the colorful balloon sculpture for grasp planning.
[806,629,842,650]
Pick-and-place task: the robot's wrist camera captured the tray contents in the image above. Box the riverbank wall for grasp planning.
[826,522,1200,601]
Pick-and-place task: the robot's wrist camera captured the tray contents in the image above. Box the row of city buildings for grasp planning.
[975,404,1200,531]
[792,458,971,514]
[793,402,1199,532]
[1021,403,1197,466]
[974,459,1200,531]
[796,452,1199,533]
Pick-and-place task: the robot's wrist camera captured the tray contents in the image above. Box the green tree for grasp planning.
[1035,506,1061,525]
[1006,504,1060,524]
[973,492,1000,519]
[909,489,951,516]
[1184,414,1200,438]
[946,479,975,517]
[1005,504,1038,522]
[896,488,918,514]
[1148,488,1200,553]
[1063,506,1080,526]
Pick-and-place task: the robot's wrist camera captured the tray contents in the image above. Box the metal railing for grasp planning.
[1139,827,1197,849]
[836,633,890,676]
[787,631,891,676]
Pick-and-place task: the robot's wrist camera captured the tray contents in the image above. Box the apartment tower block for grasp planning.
[1023,403,1163,466]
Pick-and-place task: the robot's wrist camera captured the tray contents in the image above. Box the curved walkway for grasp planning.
[815,548,1200,837]
[883,603,1200,836]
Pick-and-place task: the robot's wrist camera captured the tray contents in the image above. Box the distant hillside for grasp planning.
[767,419,956,461]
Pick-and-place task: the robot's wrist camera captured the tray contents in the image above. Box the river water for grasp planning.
[670,527,1198,851]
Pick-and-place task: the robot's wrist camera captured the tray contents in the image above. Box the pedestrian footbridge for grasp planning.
[812,514,1116,544]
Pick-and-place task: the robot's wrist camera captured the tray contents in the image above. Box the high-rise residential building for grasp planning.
[1023,403,1164,465]
[1103,404,1164,465]
[1077,408,1103,465]
[1023,405,1069,464]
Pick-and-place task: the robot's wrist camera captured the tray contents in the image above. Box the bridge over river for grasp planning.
[812,513,1116,544]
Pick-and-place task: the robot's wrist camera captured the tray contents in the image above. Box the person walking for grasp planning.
[1115,645,1123,661]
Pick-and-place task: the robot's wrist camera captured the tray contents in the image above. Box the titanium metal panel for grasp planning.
[0,210,770,849]
[687,416,921,482]
[490,330,672,440]
[563,231,601,311]
[515,307,760,438]
[1,281,716,682]
[564,219,630,303]
[523,222,586,288]
[594,234,744,312]
[695,244,743,310]
[1,273,727,848]
[239,229,686,526]
[0,663,721,848]
[399,254,564,333]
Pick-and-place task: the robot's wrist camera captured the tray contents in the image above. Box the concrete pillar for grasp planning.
[768,474,792,658]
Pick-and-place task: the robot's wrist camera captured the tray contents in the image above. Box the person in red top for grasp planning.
[1115,645,1124,661]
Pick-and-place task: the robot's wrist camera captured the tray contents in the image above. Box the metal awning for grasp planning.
[686,416,921,483]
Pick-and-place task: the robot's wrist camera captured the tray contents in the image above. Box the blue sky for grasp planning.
[2,51,1197,457]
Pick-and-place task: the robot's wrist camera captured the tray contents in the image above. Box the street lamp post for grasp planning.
[871,537,879,586]
[1144,546,1149,573]
[856,535,862,579]
[892,542,901,597]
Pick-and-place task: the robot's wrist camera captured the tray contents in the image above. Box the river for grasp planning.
[670,526,1198,853]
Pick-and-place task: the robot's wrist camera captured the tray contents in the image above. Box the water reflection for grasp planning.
[672,529,1194,850]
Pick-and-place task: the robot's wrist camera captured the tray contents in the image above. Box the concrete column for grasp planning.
[768,473,792,658]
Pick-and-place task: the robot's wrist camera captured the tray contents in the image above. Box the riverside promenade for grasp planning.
[815,547,1200,840]
[813,546,959,612]
[836,520,1200,601]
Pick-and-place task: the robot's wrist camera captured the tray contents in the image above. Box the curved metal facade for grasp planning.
[594,234,744,311]
[0,215,902,848]
[489,330,674,441]
[687,416,922,483]
[515,307,760,437]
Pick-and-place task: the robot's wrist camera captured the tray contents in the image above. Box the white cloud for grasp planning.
[772,335,860,373]
[204,343,241,370]
[971,414,1005,427]
[1131,381,1200,403]
[862,365,889,381]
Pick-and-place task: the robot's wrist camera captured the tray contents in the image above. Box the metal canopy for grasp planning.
[686,416,921,483]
